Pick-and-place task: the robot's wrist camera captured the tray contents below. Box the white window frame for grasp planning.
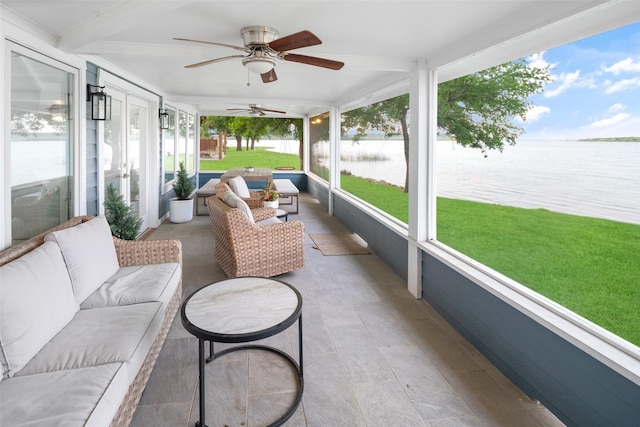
[2,36,85,249]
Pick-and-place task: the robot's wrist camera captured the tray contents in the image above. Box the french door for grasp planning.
[102,90,149,232]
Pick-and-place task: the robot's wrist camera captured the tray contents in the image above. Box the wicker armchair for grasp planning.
[207,195,304,278]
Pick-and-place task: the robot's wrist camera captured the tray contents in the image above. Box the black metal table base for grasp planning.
[196,318,303,427]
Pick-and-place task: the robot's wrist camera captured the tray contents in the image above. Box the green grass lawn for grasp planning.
[202,149,640,346]
[200,146,299,171]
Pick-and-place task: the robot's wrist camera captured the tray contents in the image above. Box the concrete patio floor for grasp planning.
[131,193,565,426]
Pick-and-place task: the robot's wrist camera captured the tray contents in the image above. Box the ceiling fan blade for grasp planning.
[261,69,278,83]
[268,30,321,52]
[281,53,344,70]
[259,108,287,115]
[226,108,249,111]
[185,55,245,68]
[173,37,247,52]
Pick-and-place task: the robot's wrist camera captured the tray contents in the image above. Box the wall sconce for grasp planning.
[159,109,170,130]
[87,84,111,121]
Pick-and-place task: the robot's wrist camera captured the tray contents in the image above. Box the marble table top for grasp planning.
[183,277,300,336]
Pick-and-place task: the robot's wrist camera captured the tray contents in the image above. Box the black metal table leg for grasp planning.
[197,339,207,427]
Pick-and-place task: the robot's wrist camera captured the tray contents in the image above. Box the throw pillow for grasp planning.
[223,190,238,207]
[215,183,231,200]
[235,198,255,223]
[0,241,78,378]
[223,191,254,223]
[45,216,120,305]
[228,176,251,198]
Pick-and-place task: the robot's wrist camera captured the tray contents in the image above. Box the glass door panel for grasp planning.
[10,51,75,244]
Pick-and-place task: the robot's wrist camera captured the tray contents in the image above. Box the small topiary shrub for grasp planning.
[104,183,142,240]
[173,161,195,200]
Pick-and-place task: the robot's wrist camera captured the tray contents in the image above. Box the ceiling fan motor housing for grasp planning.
[241,26,279,47]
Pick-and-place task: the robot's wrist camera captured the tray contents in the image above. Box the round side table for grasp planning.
[181,277,303,427]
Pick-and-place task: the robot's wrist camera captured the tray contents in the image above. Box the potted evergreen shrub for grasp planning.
[170,161,195,223]
[104,183,142,239]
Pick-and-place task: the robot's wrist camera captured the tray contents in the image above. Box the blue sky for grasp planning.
[520,22,640,140]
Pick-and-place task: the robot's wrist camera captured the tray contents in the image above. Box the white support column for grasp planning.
[328,105,341,215]
[407,61,437,298]
[302,116,310,173]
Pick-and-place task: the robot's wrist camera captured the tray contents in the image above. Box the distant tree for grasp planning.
[342,58,551,191]
[200,115,304,168]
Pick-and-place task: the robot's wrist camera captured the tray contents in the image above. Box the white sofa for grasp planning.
[0,216,182,427]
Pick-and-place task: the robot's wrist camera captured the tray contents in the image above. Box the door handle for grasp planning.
[123,173,130,178]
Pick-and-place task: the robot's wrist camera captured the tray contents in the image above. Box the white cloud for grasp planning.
[584,112,630,129]
[522,105,551,123]
[528,51,554,69]
[602,57,640,75]
[608,103,625,113]
[544,70,581,97]
[605,77,640,93]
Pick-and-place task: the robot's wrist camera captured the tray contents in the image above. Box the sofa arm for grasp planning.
[113,237,182,267]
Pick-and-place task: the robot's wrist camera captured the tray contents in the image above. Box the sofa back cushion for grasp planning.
[0,241,78,378]
[223,191,255,223]
[45,216,120,304]
[228,176,251,198]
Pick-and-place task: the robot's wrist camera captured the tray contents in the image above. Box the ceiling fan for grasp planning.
[174,26,344,83]
[226,104,286,116]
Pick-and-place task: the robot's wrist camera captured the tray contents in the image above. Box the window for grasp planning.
[340,96,409,223]
[8,47,76,245]
[162,108,176,184]
[434,30,640,347]
[161,106,196,192]
[309,112,330,181]
[187,114,196,172]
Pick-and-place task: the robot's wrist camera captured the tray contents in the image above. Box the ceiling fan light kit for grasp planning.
[242,53,277,74]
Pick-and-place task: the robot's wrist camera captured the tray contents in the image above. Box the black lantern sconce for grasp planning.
[87,84,111,121]
[159,109,170,130]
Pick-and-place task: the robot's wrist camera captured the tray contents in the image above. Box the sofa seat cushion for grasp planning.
[0,362,128,427]
[0,241,78,379]
[80,262,181,309]
[16,302,163,384]
[45,216,120,305]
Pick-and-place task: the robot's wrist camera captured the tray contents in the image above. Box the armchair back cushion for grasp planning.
[223,191,255,223]
[228,176,251,198]
[0,241,78,378]
[45,216,120,304]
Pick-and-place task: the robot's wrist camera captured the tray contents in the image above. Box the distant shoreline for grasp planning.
[577,136,640,142]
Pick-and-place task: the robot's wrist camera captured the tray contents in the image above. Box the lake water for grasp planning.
[264,139,640,225]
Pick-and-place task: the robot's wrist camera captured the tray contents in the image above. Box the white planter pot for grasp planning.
[170,198,194,223]
[263,200,279,209]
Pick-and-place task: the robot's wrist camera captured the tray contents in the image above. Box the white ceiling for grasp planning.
[3,0,639,117]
